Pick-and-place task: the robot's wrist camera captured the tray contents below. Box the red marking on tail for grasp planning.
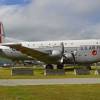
[0,22,4,43]
[0,22,2,43]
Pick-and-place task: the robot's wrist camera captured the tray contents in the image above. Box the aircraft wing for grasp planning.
[2,43,57,63]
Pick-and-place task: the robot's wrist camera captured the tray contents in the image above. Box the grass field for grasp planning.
[0,66,99,100]
[0,66,99,79]
[0,84,99,100]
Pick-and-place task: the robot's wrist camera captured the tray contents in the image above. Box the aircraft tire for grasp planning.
[45,64,53,69]
[57,64,64,69]
[87,66,91,70]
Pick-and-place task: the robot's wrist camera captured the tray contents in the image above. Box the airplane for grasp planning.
[0,22,33,64]
[3,36,100,69]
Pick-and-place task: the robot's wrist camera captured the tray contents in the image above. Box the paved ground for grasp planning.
[0,78,100,86]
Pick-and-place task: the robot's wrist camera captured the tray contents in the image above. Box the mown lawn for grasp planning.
[0,84,99,100]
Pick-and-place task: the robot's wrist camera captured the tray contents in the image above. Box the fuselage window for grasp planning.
[41,43,43,46]
[92,46,95,50]
[71,43,73,45]
[65,43,67,45]
[97,46,100,50]
[85,54,87,56]
[54,43,56,46]
[80,47,84,50]
[96,42,98,44]
[85,46,88,50]
[89,46,92,50]
[71,51,73,53]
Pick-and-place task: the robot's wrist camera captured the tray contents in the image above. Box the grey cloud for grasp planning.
[0,0,100,41]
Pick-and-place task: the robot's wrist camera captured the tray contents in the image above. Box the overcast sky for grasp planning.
[0,0,100,41]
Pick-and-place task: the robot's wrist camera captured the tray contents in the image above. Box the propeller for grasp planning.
[60,42,66,63]
[60,42,76,65]
[71,52,76,65]
[61,42,64,56]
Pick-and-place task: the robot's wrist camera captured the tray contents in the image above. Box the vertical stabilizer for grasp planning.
[0,22,5,43]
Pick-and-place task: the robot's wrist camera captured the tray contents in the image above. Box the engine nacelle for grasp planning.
[51,50,61,56]
[64,53,73,60]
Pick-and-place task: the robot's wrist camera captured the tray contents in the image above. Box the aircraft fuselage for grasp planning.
[20,39,100,64]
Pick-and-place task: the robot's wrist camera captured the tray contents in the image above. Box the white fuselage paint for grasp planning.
[19,39,100,64]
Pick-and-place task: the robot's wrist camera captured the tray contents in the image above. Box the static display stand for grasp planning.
[95,69,100,75]
[44,69,65,76]
[74,69,90,75]
[11,68,34,76]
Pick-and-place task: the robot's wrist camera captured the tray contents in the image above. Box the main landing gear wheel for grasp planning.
[45,64,53,69]
[83,65,91,70]
[86,66,91,70]
[57,64,64,69]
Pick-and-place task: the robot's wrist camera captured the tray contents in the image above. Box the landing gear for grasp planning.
[82,65,91,70]
[45,64,53,69]
[57,64,64,69]
[86,66,91,70]
[45,64,64,69]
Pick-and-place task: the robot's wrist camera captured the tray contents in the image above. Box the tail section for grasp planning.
[0,22,5,43]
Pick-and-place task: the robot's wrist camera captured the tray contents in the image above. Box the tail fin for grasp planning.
[0,22,5,43]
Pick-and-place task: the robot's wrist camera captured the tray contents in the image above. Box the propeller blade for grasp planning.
[71,53,76,65]
[60,42,64,55]
[60,42,76,65]
[59,42,65,63]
